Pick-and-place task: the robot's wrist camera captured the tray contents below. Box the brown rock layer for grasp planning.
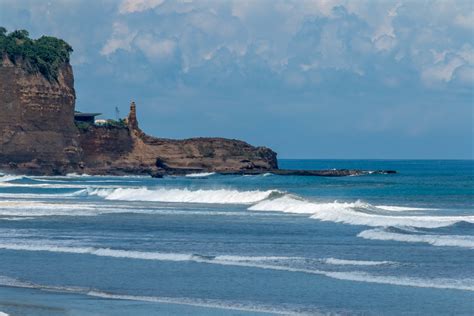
[77,106,278,176]
[0,55,81,174]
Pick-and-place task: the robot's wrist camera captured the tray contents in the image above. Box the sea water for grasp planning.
[0,160,472,315]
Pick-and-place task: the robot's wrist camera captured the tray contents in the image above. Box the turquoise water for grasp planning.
[0,160,472,315]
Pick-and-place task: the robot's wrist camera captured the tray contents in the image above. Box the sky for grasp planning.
[1,0,473,159]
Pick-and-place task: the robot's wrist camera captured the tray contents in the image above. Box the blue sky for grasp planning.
[1,0,473,158]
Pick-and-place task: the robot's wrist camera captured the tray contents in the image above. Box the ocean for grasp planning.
[0,160,472,315]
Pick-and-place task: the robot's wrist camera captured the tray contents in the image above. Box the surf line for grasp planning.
[0,244,471,291]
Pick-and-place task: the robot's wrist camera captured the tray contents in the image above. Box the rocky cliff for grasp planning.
[0,53,277,176]
[77,102,277,176]
[0,54,82,174]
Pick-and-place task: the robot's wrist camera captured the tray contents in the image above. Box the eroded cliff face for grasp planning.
[0,55,81,174]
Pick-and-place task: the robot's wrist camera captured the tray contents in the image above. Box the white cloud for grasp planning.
[100,22,136,55]
[135,34,177,60]
[454,11,474,30]
[452,65,474,85]
[421,55,465,84]
[98,0,474,89]
[420,45,474,85]
[372,2,401,52]
[373,34,397,51]
[119,0,164,14]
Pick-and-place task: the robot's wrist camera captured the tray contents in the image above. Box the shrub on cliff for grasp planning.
[104,119,127,128]
[0,27,72,81]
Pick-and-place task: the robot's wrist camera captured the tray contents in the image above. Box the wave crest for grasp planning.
[248,196,474,228]
[185,172,216,178]
[358,228,474,249]
[88,187,282,204]
[0,175,24,183]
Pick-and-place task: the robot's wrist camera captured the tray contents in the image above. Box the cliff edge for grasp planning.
[78,102,278,176]
[0,29,277,176]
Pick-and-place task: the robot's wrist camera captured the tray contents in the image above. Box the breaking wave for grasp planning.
[248,195,474,228]
[1,181,470,231]
[0,175,24,182]
[375,205,438,212]
[185,172,216,178]
[0,244,471,291]
[358,227,474,249]
[87,187,282,204]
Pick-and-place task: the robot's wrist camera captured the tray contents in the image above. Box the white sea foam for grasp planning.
[0,175,23,182]
[0,243,291,263]
[375,205,437,212]
[322,258,395,266]
[214,255,302,261]
[88,187,281,204]
[0,182,121,189]
[322,271,474,291]
[0,243,471,291]
[0,190,91,199]
[0,200,272,218]
[358,228,474,249]
[0,275,36,289]
[64,173,148,178]
[249,195,474,228]
[0,200,153,217]
[185,172,216,178]
[0,275,302,315]
[0,200,97,210]
[0,244,194,261]
[86,291,301,315]
[0,312,9,316]
[66,173,92,177]
[0,217,36,221]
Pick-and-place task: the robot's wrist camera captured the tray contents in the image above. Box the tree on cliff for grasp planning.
[0,27,73,81]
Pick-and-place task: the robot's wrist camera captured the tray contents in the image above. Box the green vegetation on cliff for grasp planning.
[0,27,72,81]
[75,119,127,131]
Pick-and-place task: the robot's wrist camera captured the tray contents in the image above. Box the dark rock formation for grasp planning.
[219,169,397,177]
